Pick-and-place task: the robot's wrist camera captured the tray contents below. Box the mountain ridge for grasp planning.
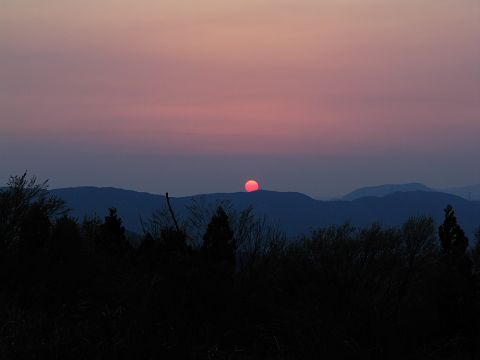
[342,183,434,201]
[46,187,480,240]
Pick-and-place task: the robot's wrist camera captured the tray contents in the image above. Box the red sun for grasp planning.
[245,180,260,192]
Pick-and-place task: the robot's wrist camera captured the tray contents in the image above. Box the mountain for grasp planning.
[442,184,480,201]
[342,182,480,201]
[341,183,433,201]
[49,187,480,240]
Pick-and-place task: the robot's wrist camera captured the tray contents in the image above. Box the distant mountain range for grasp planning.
[341,183,480,201]
[341,183,433,201]
[442,184,480,201]
[48,186,480,240]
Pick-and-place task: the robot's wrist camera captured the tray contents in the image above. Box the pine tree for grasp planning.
[96,208,129,255]
[439,204,468,255]
[436,205,474,340]
[202,206,235,269]
[200,206,236,345]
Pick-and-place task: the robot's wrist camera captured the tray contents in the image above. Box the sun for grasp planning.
[245,179,260,192]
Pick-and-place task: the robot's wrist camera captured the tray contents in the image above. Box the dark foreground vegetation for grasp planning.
[1,174,480,359]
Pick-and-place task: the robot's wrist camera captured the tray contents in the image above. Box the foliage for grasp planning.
[95,208,131,255]
[202,206,235,265]
[0,172,65,255]
[1,175,480,359]
[439,204,469,255]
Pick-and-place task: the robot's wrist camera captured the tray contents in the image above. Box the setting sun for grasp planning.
[245,180,260,192]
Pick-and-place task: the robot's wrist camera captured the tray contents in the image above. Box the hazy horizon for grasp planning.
[0,159,480,200]
[1,0,479,197]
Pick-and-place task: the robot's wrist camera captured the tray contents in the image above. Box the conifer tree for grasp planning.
[439,205,468,255]
[96,208,129,255]
[202,206,235,269]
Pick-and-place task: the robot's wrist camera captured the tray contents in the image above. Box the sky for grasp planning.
[1,0,479,197]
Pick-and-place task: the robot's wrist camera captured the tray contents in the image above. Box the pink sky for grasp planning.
[1,0,479,195]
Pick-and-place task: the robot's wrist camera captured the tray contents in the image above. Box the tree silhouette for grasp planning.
[50,215,82,260]
[0,172,64,256]
[161,227,187,252]
[3,173,480,358]
[474,229,480,273]
[439,204,468,255]
[435,205,475,346]
[18,203,51,255]
[200,206,236,347]
[202,206,235,270]
[48,215,85,302]
[95,208,129,255]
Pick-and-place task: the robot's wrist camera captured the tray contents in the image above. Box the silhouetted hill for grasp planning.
[341,182,480,201]
[49,187,480,240]
[51,186,164,230]
[349,191,479,233]
[342,183,433,200]
[443,184,480,201]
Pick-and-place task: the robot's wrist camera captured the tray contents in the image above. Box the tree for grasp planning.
[48,215,85,302]
[161,227,187,252]
[50,215,82,260]
[199,207,236,349]
[202,206,235,270]
[472,228,480,273]
[402,216,436,262]
[435,205,475,343]
[18,203,51,255]
[95,208,130,255]
[399,216,437,296]
[439,205,468,255]
[0,173,65,256]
